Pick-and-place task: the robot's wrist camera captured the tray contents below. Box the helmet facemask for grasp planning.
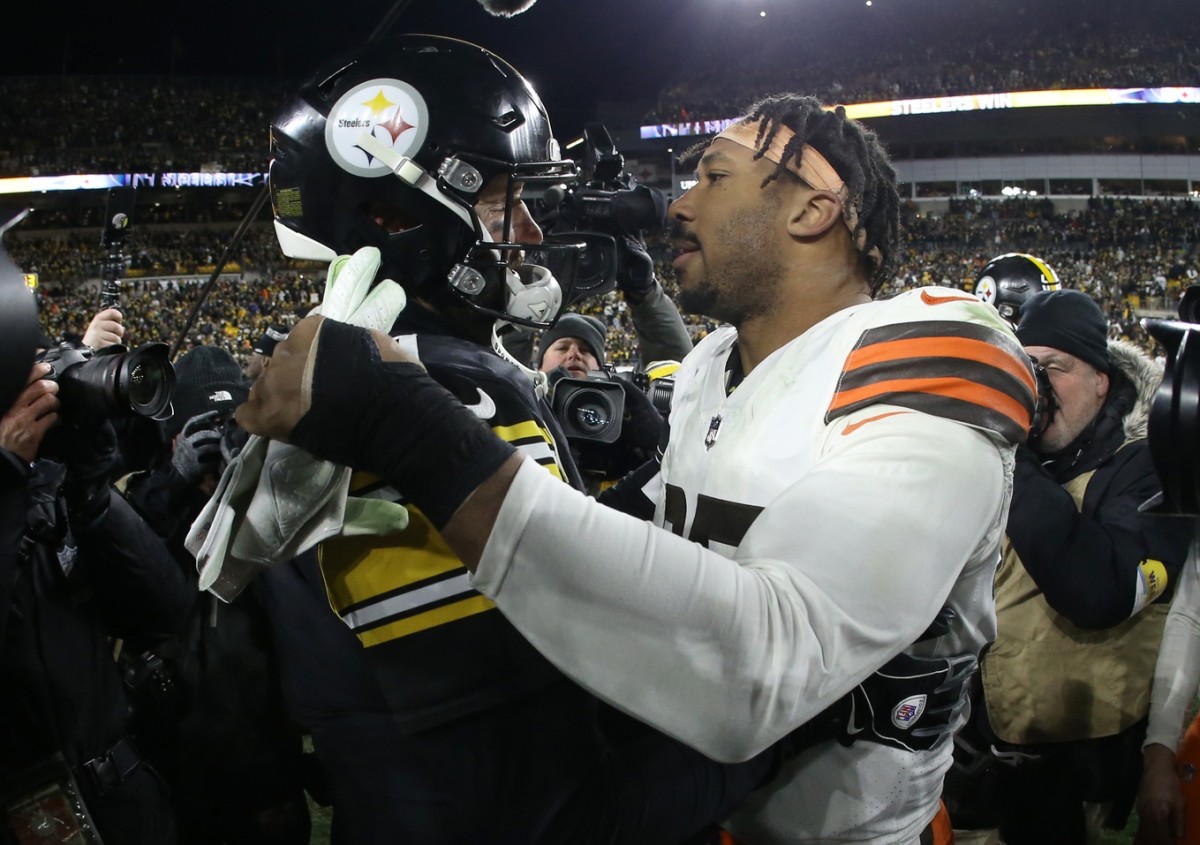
[437,156,587,329]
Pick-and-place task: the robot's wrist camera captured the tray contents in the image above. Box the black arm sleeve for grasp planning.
[1005,443,1194,628]
[630,284,693,365]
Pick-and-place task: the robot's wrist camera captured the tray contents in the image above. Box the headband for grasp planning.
[715,119,882,270]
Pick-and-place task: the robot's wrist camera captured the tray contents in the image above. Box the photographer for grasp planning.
[1,357,190,844]
[948,289,1194,844]
[539,312,666,492]
[121,345,309,845]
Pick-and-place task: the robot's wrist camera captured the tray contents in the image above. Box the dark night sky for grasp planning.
[5,0,1196,140]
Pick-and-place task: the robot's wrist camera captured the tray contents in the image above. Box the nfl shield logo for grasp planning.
[891,694,927,730]
[705,415,722,450]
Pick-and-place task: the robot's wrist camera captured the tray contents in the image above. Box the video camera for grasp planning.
[550,368,627,444]
[538,124,667,305]
[1142,286,1200,515]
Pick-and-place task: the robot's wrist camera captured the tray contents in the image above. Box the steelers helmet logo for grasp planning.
[325,78,430,178]
[974,275,997,305]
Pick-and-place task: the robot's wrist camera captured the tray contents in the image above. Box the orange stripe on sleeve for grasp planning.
[843,335,1036,395]
[829,375,1032,432]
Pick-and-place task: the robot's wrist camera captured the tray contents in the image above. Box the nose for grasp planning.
[668,191,694,224]
[510,200,543,245]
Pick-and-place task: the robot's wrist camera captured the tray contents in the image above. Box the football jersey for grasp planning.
[474,287,1035,843]
[318,325,580,731]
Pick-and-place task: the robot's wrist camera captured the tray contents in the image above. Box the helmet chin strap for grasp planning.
[490,321,550,399]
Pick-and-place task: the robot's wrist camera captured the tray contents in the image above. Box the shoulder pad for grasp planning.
[826,293,1036,444]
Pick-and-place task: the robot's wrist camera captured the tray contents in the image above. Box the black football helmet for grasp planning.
[973,253,1062,328]
[269,34,584,328]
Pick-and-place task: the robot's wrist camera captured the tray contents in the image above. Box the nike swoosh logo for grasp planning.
[464,388,497,420]
[846,696,865,735]
[920,290,976,306]
[841,411,908,436]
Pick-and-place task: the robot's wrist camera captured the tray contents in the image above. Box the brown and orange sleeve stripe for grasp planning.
[825,320,1036,444]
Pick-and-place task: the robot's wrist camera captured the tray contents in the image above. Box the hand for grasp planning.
[236,315,416,443]
[835,650,978,753]
[171,410,225,486]
[0,363,60,462]
[615,231,656,303]
[1136,743,1187,844]
[83,308,125,350]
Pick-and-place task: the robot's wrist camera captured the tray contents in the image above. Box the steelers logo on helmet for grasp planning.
[974,252,1062,327]
[974,275,998,305]
[324,78,430,178]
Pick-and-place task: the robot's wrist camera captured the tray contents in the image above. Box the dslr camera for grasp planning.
[538,124,667,304]
[36,343,175,421]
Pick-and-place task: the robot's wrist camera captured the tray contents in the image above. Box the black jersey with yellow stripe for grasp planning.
[317,317,582,732]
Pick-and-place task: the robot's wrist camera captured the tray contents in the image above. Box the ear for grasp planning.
[1095,368,1110,399]
[785,188,845,240]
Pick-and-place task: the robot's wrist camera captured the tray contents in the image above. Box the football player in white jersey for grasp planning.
[239,94,1037,844]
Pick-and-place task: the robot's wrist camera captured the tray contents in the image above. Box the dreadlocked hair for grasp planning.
[741,95,901,296]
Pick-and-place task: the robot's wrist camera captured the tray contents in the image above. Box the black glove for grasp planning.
[171,410,224,485]
[615,231,656,303]
[831,650,978,752]
[290,319,514,529]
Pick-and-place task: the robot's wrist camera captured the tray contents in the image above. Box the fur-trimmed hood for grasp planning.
[1106,338,1161,441]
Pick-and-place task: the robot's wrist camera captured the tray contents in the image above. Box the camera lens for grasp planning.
[119,345,175,420]
[565,388,617,438]
[127,361,163,406]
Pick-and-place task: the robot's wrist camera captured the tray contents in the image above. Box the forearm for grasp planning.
[1006,452,1176,627]
[470,421,1003,761]
[630,284,692,364]
[1145,541,1200,751]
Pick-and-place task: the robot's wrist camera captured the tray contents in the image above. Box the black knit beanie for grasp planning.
[538,313,607,366]
[167,346,249,438]
[1016,289,1110,374]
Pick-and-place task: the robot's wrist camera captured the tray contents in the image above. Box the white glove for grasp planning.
[187,247,410,601]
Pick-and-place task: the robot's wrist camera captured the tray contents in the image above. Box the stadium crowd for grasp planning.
[646,16,1200,126]
[2,12,1198,179]
[21,196,1196,368]
[3,19,1199,840]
